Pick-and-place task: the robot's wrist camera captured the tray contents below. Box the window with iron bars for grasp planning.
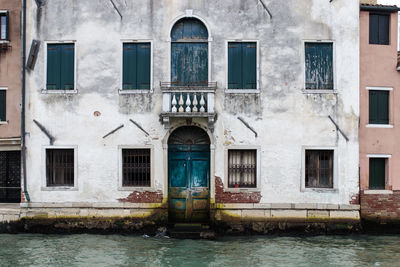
[228,149,257,188]
[122,149,151,187]
[305,150,333,188]
[46,149,74,187]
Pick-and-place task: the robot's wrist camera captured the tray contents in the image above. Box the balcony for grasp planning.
[160,82,217,130]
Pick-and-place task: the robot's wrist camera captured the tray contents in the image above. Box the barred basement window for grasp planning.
[122,149,151,187]
[305,150,333,188]
[46,149,74,187]
[228,150,256,188]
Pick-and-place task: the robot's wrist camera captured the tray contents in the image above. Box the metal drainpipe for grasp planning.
[21,0,30,202]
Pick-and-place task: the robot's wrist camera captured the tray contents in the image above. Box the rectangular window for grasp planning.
[305,42,334,90]
[228,150,257,188]
[369,158,386,189]
[228,42,257,89]
[122,149,151,187]
[0,90,5,121]
[0,12,8,40]
[305,150,333,188]
[46,149,74,187]
[369,90,389,124]
[46,43,75,90]
[369,14,389,45]
[123,43,151,90]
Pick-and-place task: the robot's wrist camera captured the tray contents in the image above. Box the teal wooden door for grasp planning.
[168,145,210,222]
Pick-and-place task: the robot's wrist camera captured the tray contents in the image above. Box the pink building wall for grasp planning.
[360,10,400,191]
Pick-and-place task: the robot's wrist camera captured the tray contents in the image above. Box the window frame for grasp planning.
[369,13,390,45]
[367,154,391,190]
[118,145,155,191]
[225,39,260,94]
[0,10,9,42]
[43,41,78,94]
[119,40,153,94]
[41,145,78,191]
[301,146,338,192]
[302,40,337,94]
[366,86,393,128]
[0,87,7,124]
[224,146,261,192]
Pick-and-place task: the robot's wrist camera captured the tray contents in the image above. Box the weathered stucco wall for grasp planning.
[25,0,359,207]
[0,0,21,140]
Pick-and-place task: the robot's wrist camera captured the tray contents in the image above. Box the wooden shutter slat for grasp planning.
[46,44,61,90]
[242,42,257,89]
[61,44,75,90]
[228,42,242,89]
[123,43,137,89]
[369,14,380,44]
[137,43,151,89]
[378,14,389,45]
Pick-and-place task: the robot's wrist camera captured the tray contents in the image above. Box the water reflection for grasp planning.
[0,234,400,266]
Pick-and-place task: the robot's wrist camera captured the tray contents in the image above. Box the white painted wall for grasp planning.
[25,0,359,205]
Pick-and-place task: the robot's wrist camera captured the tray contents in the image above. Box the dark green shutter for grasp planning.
[46,44,61,90]
[369,158,386,189]
[137,43,151,89]
[228,43,242,89]
[305,43,333,90]
[0,90,6,122]
[370,14,390,45]
[242,43,256,89]
[123,43,137,89]
[61,44,74,90]
[369,90,389,124]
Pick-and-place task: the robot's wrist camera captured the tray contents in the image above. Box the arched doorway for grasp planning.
[168,126,210,223]
[171,18,208,86]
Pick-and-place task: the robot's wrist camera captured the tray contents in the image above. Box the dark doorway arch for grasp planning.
[170,18,209,86]
[168,126,210,223]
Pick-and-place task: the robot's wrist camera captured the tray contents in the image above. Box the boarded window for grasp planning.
[369,14,389,45]
[228,42,257,89]
[46,44,75,90]
[122,149,151,187]
[228,150,257,188]
[0,90,5,122]
[305,150,333,188]
[305,42,333,90]
[369,158,386,189]
[369,90,389,124]
[123,43,151,90]
[0,12,8,40]
[46,149,74,187]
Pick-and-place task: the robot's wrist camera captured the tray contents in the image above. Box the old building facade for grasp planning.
[0,0,21,204]
[359,3,400,226]
[18,0,360,230]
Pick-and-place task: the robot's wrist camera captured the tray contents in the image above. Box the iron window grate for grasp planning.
[46,149,74,187]
[122,149,151,187]
[228,149,257,188]
[305,150,333,188]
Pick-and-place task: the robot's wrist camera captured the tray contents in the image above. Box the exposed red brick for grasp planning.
[118,191,163,203]
[350,193,359,205]
[360,190,400,222]
[215,176,261,203]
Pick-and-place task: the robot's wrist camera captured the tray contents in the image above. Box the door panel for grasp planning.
[0,151,21,203]
[168,146,210,223]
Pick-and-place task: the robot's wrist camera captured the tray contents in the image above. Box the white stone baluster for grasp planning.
[178,93,184,113]
[185,93,192,113]
[199,93,205,112]
[171,94,177,113]
[192,93,198,112]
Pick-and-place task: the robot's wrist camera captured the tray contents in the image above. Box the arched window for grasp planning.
[171,18,208,86]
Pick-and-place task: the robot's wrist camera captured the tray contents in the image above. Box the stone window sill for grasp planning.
[119,89,153,94]
[117,187,157,192]
[41,186,78,191]
[0,121,8,125]
[223,188,261,193]
[41,89,78,94]
[302,89,338,94]
[225,89,260,94]
[364,190,393,195]
[366,124,393,128]
[301,188,338,193]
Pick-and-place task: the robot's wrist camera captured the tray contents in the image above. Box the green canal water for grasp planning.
[0,234,400,267]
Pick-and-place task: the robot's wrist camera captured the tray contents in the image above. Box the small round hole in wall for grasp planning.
[94,111,101,117]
